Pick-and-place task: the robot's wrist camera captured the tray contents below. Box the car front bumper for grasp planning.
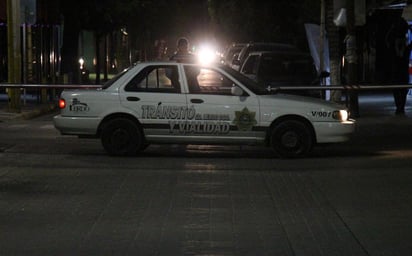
[313,120,356,143]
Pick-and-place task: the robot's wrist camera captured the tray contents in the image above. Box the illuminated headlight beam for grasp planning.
[333,110,349,122]
[197,45,217,65]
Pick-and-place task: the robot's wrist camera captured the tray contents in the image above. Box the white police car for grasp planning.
[53,62,355,158]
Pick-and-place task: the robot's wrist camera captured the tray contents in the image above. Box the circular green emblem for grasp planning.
[233,107,257,131]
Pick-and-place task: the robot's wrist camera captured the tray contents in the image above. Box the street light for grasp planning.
[79,57,85,70]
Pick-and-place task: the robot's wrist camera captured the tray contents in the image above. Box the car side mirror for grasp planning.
[231,85,244,96]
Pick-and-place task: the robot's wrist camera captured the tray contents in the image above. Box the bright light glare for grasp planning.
[340,110,349,121]
[79,57,85,70]
[333,110,349,121]
[334,110,350,121]
[197,45,217,65]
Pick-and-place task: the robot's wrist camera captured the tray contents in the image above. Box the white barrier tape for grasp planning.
[0,84,101,89]
[1,83,412,90]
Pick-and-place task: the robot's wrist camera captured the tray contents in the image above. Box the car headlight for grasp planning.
[332,110,349,121]
[197,45,217,65]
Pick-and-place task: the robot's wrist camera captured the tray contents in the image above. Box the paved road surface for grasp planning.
[0,92,412,255]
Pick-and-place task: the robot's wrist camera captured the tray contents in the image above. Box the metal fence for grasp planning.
[2,83,412,91]
[0,84,102,106]
[0,84,102,89]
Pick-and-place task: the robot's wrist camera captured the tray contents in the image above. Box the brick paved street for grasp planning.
[1,151,412,255]
[1,92,412,255]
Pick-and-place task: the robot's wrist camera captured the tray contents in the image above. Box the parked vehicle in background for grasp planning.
[221,43,245,66]
[239,51,321,97]
[231,42,298,71]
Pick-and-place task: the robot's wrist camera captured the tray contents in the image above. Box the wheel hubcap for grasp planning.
[112,128,129,148]
[281,131,299,148]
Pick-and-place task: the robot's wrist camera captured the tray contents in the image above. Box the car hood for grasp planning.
[259,93,346,110]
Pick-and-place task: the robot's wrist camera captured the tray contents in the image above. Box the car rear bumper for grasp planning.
[53,115,101,136]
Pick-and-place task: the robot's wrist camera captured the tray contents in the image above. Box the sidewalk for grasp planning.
[355,90,412,116]
[0,93,57,122]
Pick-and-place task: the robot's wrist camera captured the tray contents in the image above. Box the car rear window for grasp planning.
[125,65,180,93]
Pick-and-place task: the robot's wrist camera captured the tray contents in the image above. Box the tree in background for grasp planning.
[60,0,183,83]
[60,0,83,84]
[60,0,320,83]
[62,0,148,84]
[208,0,320,49]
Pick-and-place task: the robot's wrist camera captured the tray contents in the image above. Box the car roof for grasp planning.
[245,42,296,47]
[224,43,246,53]
[247,50,311,57]
[224,44,245,53]
[229,42,246,47]
[237,42,299,62]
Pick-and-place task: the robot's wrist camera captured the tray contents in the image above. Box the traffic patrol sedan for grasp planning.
[54,62,355,158]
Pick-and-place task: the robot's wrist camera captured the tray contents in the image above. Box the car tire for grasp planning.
[101,118,143,156]
[270,119,314,158]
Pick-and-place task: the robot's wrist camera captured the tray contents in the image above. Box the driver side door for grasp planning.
[182,65,261,144]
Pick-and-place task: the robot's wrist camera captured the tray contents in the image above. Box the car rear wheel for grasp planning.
[270,119,314,158]
[101,118,143,156]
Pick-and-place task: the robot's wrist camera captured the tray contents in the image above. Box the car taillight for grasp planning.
[59,99,66,109]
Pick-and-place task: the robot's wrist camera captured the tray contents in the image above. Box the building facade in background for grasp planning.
[0,0,61,85]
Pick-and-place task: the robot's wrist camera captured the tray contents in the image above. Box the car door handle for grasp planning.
[127,96,140,102]
[190,99,204,104]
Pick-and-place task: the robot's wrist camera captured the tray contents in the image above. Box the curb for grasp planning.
[21,104,57,120]
[0,103,57,122]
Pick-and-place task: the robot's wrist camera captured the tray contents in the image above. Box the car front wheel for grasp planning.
[270,120,314,158]
[101,118,143,156]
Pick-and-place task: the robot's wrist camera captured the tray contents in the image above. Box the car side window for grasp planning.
[125,65,180,93]
[260,57,283,77]
[184,66,245,96]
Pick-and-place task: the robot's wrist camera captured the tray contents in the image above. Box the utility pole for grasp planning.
[7,0,21,112]
[326,0,342,103]
[320,0,325,78]
[345,0,359,117]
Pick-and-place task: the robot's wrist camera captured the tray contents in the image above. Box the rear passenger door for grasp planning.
[120,64,188,141]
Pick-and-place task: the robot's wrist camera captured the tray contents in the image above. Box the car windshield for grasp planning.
[219,65,268,95]
[224,46,244,62]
